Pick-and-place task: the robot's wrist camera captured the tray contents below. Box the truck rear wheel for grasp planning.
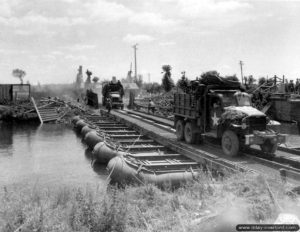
[222,130,239,157]
[175,120,184,141]
[260,140,278,154]
[184,122,197,144]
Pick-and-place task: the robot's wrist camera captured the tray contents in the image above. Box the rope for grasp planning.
[124,134,142,153]
[106,158,118,182]
[136,163,144,174]
[121,155,146,185]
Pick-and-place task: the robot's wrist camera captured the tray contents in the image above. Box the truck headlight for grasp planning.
[241,122,247,129]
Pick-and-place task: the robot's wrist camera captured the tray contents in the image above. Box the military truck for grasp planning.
[173,76,286,156]
[102,80,124,109]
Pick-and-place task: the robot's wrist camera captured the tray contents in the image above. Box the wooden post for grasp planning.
[31,97,43,124]
[239,60,244,84]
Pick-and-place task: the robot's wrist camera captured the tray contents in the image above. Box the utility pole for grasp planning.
[148,73,151,83]
[239,60,244,84]
[133,44,138,82]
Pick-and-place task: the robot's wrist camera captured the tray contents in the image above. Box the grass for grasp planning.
[0,172,299,232]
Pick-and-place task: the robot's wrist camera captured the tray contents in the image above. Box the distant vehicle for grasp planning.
[102,81,124,109]
[173,75,286,156]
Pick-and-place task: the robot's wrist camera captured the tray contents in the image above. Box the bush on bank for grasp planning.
[0,172,299,232]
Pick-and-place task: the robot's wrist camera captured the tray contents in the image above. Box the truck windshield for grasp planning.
[217,91,251,107]
[220,92,237,107]
[236,94,251,106]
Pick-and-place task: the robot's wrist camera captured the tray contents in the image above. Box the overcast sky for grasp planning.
[0,0,300,84]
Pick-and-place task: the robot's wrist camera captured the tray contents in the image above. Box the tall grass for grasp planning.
[0,172,298,232]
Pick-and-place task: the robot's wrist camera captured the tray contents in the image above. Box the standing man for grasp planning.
[106,97,112,114]
[296,79,300,94]
[148,99,155,114]
[289,80,295,93]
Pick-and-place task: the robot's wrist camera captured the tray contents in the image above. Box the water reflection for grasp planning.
[0,122,107,187]
[84,148,93,160]
[0,122,13,155]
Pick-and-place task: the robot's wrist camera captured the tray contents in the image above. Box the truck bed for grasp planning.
[174,93,199,118]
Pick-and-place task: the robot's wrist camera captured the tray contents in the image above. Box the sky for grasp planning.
[0,0,300,84]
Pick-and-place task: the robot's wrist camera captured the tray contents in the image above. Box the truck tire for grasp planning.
[260,140,278,154]
[184,122,197,144]
[222,130,239,157]
[175,120,185,141]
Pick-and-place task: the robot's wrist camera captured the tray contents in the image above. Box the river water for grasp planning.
[0,121,107,188]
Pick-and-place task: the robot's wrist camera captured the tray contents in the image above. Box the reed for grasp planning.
[0,172,298,232]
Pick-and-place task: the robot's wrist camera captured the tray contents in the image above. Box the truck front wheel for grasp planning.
[222,130,239,157]
[175,120,184,141]
[184,122,197,144]
[260,140,278,154]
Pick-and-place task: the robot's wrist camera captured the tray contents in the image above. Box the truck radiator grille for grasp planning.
[248,116,266,132]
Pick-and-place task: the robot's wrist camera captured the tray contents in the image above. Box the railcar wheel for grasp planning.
[184,122,197,144]
[175,120,185,141]
[260,140,278,154]
[221,130,239,156]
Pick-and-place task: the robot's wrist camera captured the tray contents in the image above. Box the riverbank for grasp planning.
[1,172,299,232]
[0,97,89,124]
[0,105,12,120]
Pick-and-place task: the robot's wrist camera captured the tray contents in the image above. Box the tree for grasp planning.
[161,65,174,92]
[92,76,99,83]
[12,69,26,84]
[258,77,266,86]
[85,69,92,89]
[75,65,83,89]
[248,75,256,85]
[152,83,162,93]
[243,75,256,86]
[85,70,92,83]
[143,82,162,94]
[176,71,189,92]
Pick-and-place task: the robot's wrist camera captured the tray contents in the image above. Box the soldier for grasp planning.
[289,80,295,93]
[117,80,124,98]
[106,98,112,114]
[148,99,155,114]
[285,79,289,93]
[295,79,300,94]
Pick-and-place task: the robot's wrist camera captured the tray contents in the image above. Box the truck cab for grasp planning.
[174,83,286,157]
[109,91,124,109]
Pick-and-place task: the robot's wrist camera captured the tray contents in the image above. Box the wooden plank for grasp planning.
[141,162,199,167]
[261,102,273,114]
[31,97,43,124]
